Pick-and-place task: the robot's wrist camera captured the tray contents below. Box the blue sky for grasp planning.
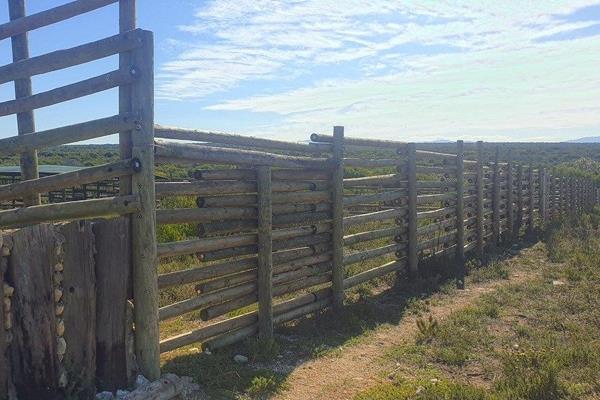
[1,1,600,143]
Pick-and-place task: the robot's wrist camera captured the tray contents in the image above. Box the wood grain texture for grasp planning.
[256,166,273,339]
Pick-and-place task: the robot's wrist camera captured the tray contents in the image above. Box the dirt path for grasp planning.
[273,246,543,400]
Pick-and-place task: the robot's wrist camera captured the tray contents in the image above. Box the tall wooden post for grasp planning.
[475,141,484,258]
[8,0,40,206]
[491,146,500,245]
[506,155,514,240]
[331,126,345,309]
[407,143,418,278]
[130,30,159,380]
[257,166,273,339]
[455,140,465,289]
[528,165,534,232]
[119,0,136,195]
[516,165,523,235]
[539,168,547,225]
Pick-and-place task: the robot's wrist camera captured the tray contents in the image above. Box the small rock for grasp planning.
[116,389,129,399]
[57,337,67,355]
[552,280,565,286]
[54,288,63,303]
[513,344,519,349]
[134,374,150,389]
[95,391,114,400]
[233,354,248,363]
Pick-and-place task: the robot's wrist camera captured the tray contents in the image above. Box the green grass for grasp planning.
[359,211,600,400]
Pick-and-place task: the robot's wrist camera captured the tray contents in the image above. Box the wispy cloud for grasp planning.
[157,1,600,141]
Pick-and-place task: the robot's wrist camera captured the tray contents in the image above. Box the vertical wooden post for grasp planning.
[528,165,534,232]
[8,0,40,206]
[506,156,514,240]
[455,140,465,289]
[119,0,136,196]
[256,165,273,339]
[492,146,500,245]
[569,177,576,217]
[407,143,418,278]
[516,165,523,235]
[539,168,547,225]
[130,30,159,380]
[331,126,345,309]
[475,141,484,259]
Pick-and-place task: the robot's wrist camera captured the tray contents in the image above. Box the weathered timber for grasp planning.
[476,141,484,257]
[256,166,273,339]
[311,133,407,149]
[331,126,345,309]
[455,140,465,288]
[344,259,406,289]
[343,189,405,207]
[194,168,330,181]
[196,190,330,208]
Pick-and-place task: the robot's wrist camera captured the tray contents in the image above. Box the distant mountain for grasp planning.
[566,136,600,143]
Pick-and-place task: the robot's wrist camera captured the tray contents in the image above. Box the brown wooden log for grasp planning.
[492,146,501,245]
[0,113,137,155]
[475,141,484,257]
[343,158,402,168]
[194,168,330,181]
[416,218,457,236]
[416,206,455,221]
[343,243,404,265]
[416,192,456,205]
[155,125,323,153]
[60,221,96,398]
[0,159,138,201]
[156,207,257,225]
[94,218,133,392]
[196,190,330,208]
[156,180,327,198]
[310,132,407,149]
[343,174,406,188]
[343,226,403,246]
[0,69,135,117]
[343,189,405,207]
[8,0,40,206]
[0,195,140,228]
[154,139,331,169]
[256,166,273,339]
[0,0,118,40]
[8,225,61,398]
[343,207,407,228]
[0,245,8,396]
[455,140,465,288]
[344,259,406,289]
[158,233,256,258]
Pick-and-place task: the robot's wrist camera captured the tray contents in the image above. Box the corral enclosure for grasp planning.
[0,0,599,399]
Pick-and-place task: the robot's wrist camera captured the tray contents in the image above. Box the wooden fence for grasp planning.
[154,127,597,354]
[0,0,161,390]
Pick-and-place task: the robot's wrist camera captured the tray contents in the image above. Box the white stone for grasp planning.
[54,288,63,303]
[55,303,65,316]
[57,337,67,355]
[233,354,248,363]
[552,280,565,286]
[56,319,65,336]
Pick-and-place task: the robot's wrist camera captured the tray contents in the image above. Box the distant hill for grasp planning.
[566,136,600,143]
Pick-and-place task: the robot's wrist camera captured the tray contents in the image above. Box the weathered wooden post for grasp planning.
[516,165,523,235]
[119,0,136,195]
[130,30,160,380]
[456,140,465,289]
[257,165,273,339]
[506,155,514,240]
[539,168,547,225]
[528,165,534,232]
[331,126,345,309]
[407,143,418,278]
[8,0,40,206]
[475,141,484,259]
[492,146,500,245]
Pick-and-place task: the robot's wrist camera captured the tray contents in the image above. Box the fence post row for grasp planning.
[455,140,465,288]
[492,146,501,245]
[407,142,418,278]
[475,141,484,259]
[506,155,514,239]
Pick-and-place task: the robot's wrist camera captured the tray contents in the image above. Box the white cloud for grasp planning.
[156,0,600,141]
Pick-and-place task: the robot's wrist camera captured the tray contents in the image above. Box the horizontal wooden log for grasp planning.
[343,226,404,246]
[344,174,406,188]
[0,195,140,227]
[344,259,406,289]
[0,30,142,84]
[196,190,330,207]
[155,125,324,154]
[416,181,453,189]
[417,232,457,251]
[343,158,401,168]
[157,207,256,225]
[0,69,134,117]
[0,159,138,201]
[0,0,117,40]
[343,208,407,228]
[310,133,407,149]
[416,192,456,205]
[154,140,331,169]
[156,180,326,198]
[415,149,456,160]
[0,113,137,155]
[343,243,405,265]
[417,206,456,221]
[194,168,330,181]
[416,218,457,236]
[343,189,405,207]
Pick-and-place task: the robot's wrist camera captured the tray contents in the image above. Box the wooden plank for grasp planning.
[0,195,140,228]
[0,113,137,155]
[0,247,8,397]
[407,143,417,278]
[492,146,500,245]
[310,132,407,149]
[475,141,484,258]
[506,158,514,239]
[0,69,134,117]
[256,166,273,339]
[540,168,546,225]
[528,165,534,231]
[0,30,142,84]
[130,30,160,380]
[455,140,465,288]
[331,126,344,308]
[0,159,138,201]
[8,0,40,206]
[7,225,61,398]
[0,0,118,40]
[516,165,523,234]
[60,221,96,398]
[94,217,133,392]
